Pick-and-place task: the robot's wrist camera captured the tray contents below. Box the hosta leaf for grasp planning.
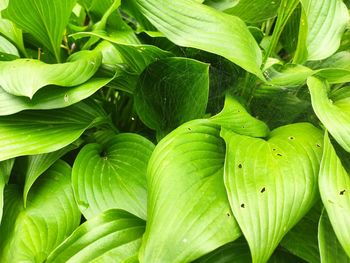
[46,209,145,263]
[0,35,19,56]
[299,0,349,61]
[0,159,14,222]
[280,203,322,263]
[72,134,154,220]
[0,77,112,116]
[23,142,80,207]
[318,209,350,262]
[222,123,323,263]
[3,0,77,61]
[308,76,350,152]
[0,50,102,98]
[0,100,107,161]
[140,119,241,263]
[210,95,270,137]
[318,133,350,257]
[132,0,263,78]
[134,58,209,138]
[0,160,80,262]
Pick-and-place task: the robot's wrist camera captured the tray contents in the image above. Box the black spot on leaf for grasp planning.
[340,190,346,195]
[277,153,282,157]
[288,136,294,140]
[238,164,242,169]
[261,187,266,193]
[240,203,245,208]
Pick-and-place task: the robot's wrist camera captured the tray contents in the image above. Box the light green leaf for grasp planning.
[134,58,209,139]
[132,0,263,78]
[225,0,281,23]
[280,203,322,263]
[203,0,239,11]
[0,160,81,262]
[23,142,80,207]
[72,134,154,220]
[264,64,313,86]
[0,50,102,98]
[299,0,349,61]
[319,133,350,257]
[0,158,14,223]
[318,209,350,262]
[3,0,77,61]
[222,123,323,263]
[140,119,241,263]
[0,35,19,56]
[46,209,145,263]
[0,77,112,116]
[0,100,107,161]
[210,95,270,138]
[308,76,350,152]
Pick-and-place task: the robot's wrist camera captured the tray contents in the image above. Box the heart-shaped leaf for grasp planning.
[318,209,350,262]
[3,0,77,61]
[131,0,263,78]
[46,209,145,263]
[0,100,107,161]
[134,57,209,139]
[222,123,323,263]
[0,50,102,98]
[308,76,350,152]
[318,133,350,257]
[0,160,81,262]
[72,133,154,220]
[140,119,241,263]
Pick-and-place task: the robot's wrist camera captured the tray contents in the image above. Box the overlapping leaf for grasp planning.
[140,119,241,263]
[46,209,145,263]
[0,100,107,161]
[0,160,81,262]
[0,50,101,98]
[132,0,263,78]
[0,159,14,223]
[319,133,350,257]
[222,123,323,263]
[72,134,154,220]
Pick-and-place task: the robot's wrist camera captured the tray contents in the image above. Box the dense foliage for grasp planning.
[0,0,349,262]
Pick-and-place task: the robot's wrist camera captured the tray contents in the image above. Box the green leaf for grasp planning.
[280,203,322,263]
[72,134,154,220]
[0,50,102,98]
[140,119,241,263]
[308,76,350,152]
[0,159,14,223]
[0,35,19,56]
[210,95,270,138]
[23,142,80,207]
[3,0,77,61]
[318,209,350,262]
[264,64,313,86]
[0,100,106,161]
[46,209,145,263]
[132,0,263,78]
[225,0,281,23]
[0,160,81,262]
[299,0,349,61]
[134,57,209,138]
[318,133,350,257]
[222,123,323,263]
[0,77,112,116]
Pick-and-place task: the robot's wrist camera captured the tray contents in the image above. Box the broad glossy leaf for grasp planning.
[210,95,270,137]
[140,119,241,263]
[72,134,154,220]
[299,0,349,60]
[0,77,112,116]
[222,123,323,263]
[280,203,322,263]
[132,0,263,78]
[225,0,281,23]
[319,133,350,257]
[46,209,145,263]
[3,0,77,61]
[0,160,80,262]
[23,142,80,207]
[0,35,19,56]
[0,50,101,98]
[318,209,350,262]
[0,100,107,161]
[264,64,313,86]
[308,76,350,152]
[0,159,14,222]
[203,0,238,11]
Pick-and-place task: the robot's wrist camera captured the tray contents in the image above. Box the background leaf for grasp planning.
[46,209,145,263]
[0,159,14,223]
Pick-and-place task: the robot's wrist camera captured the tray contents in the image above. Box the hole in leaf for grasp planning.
[288,136,294,140]
[238,164,242,169]
[261,187,266,193]
[340,190,346,195]
[240,203,245,208]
